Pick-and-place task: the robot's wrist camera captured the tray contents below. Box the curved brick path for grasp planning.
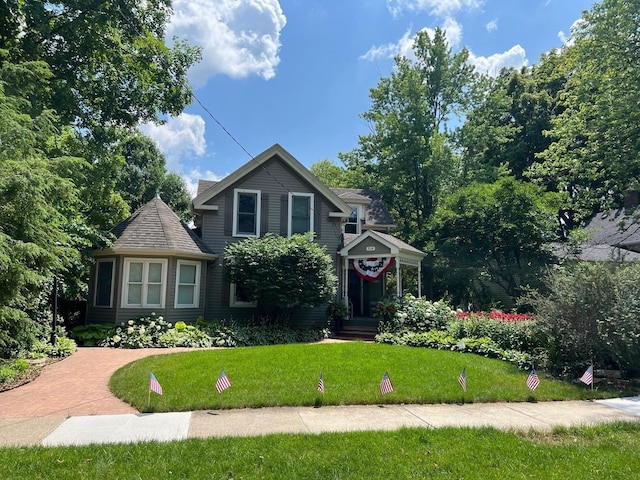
[0,347,193,419]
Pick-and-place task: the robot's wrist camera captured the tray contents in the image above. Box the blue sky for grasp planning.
[141,0,598,196]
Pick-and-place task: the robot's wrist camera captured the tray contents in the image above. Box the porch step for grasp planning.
[333,324,378,341]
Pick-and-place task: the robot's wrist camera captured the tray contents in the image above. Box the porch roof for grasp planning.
[340,230,425,265]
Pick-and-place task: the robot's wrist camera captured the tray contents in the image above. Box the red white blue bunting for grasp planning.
[352,257,394,281]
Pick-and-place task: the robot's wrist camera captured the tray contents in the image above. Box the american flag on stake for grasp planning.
[380,370,394,395]
[579,365,593,386]
[458,368,467,392]
[317,371,325,394]
[526,368,540,391]
[149,372,163,395]
[216,369,231,393]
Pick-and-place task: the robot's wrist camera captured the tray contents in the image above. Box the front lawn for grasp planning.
[2,423,639,479]
[110,342,613,412]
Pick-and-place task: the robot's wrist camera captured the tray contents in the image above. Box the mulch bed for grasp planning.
[0,358,60,393]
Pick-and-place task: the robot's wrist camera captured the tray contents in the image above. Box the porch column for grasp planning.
[417,261,422,298]
[342,256,349,306]
[395,256,402,297]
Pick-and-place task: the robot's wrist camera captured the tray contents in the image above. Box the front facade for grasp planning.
[88,144,425,326]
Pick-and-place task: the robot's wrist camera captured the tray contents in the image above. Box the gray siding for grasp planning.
[87,254,207,325]
[200,156,343,327]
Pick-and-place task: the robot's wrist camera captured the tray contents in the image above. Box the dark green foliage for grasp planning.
[223,234,337,324]
[70,324,116,347]
[525,262,640,375]
[428,177,563,309]
[447,316,545,354]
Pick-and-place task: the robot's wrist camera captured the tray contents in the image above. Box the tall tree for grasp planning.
[341,28,477,247]
[532,0,640,225]
[4,1,201,136]
[428,177,564,309]
[0,59,88,356]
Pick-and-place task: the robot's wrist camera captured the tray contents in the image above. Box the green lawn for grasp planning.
[110,342,612,412]
[2,423,639,479]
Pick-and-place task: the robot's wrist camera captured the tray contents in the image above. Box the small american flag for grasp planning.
[579,365,593,386]
[216,369,232,393]
[380,370,394,395]
[317,371,325,394]
[526,369,540,391]
[149,372,163,395]
[458,368,467,392]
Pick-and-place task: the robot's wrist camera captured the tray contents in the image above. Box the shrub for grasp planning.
[375,330,534,370]
[524,262,640,375]
[101,313,173,349]
[71,324,115,346]
[0,358,29,384]
[378,295,455,334]
[223,233,337,325]
[158,326,213,348]
[447,312,545,353]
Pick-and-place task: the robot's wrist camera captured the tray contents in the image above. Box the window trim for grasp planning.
[121,258,168,308]
[94,258,115,308]
[229,282,256,308]
[344,205,362,235]
[288,192,314,237]
[233,188,261,237]
[175,260,201,309]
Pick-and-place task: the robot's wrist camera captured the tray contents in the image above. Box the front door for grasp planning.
[348,270,384,317]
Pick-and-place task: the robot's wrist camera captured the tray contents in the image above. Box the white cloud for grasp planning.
[486,19,497,33]
[168,0,287,87]
[468,45,528,76]
[182,168,226,198]
[141,113,207,173]
[558,18,585,47]
[387,0,483,18]
[360,18,463,61]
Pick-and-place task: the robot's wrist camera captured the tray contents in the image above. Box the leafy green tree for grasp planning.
[0,60,86,356]
[3,0,201,134]
[341,28,477,247]
[223,234,337,325]
[310,159,368,188]
[159,172,192,223]
[532,0,640,225]
[428,177,563,309]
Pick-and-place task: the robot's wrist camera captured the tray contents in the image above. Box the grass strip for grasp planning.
[1,423,639,479]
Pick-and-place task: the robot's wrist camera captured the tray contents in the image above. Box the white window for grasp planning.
[233,189,261,237]
[122,259,168,308]
[344,205,361,234]
[230,282,255,308]
[175,260,200,308]
[288,192,314,236]
[94,259,115,307]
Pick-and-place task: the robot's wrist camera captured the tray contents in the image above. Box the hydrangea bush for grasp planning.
[101,313,174,348]
[378,294,456,334]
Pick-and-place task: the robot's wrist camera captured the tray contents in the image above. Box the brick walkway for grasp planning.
[0,348,193,418]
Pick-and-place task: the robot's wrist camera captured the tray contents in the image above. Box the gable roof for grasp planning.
[583,206,640,251]
[331,188,395,228]
[341,230,425,262]
[96,196,217,260]
[191,143,352,217]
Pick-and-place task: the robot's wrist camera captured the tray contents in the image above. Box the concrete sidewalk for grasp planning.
[1,397,638,448]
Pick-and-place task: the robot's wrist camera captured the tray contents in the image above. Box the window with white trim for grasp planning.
[94,259,115,307]
[233,189,261,237]
[288,192,314,236]
[175,260,200,308]
[122,259,167,308]
[230,282,255,307]
[344,205,361,234]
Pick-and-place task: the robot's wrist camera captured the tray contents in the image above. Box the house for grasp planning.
[88,144,425,326]
[554,190,640,263]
